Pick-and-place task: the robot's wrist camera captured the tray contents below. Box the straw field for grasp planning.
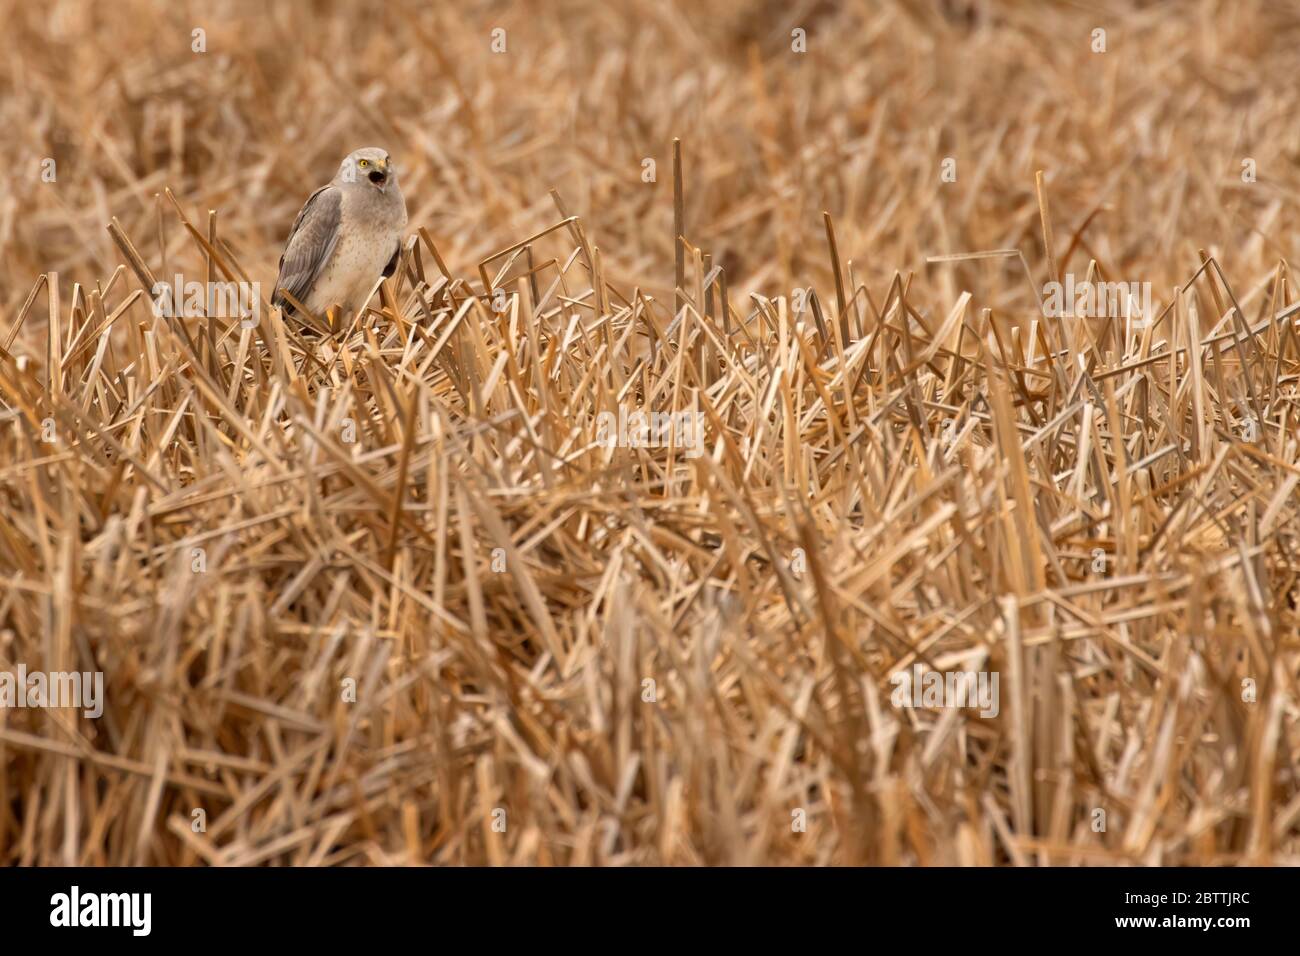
[1,0,1298,865]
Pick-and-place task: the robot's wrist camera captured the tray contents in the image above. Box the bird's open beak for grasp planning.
[368,159,390,190]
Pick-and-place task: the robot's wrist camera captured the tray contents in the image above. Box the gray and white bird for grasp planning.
[272,147,408,331]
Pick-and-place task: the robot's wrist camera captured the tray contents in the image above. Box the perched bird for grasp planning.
[272,147,407,332]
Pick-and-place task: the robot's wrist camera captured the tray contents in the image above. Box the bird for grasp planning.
[272,147,408,333]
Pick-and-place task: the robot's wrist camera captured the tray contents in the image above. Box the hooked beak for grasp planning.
[368,158,390,190]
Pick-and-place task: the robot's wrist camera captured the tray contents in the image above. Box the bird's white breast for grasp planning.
[306,190,403,319]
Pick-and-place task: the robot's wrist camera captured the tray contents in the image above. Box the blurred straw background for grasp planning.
[0,0,1298,865]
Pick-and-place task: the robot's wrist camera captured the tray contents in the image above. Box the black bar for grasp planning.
[0,866,1278,943]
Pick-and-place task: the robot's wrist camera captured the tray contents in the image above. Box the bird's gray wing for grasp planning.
[272,185,342,314]
[382,240,401,279]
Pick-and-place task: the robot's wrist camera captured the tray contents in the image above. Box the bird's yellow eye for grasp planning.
[358,159,369,168]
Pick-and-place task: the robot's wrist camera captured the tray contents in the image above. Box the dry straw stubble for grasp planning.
[0,0,1298,865]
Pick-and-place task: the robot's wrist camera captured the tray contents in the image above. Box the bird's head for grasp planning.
[337,147,397,193]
